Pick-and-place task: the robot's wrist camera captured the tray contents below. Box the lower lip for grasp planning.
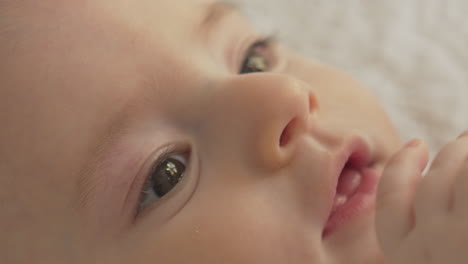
[322,166,381,238]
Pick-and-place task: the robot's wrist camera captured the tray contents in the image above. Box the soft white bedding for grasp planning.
[232,0,468,162]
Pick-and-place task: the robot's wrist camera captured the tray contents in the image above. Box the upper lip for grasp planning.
[325,135,374,219]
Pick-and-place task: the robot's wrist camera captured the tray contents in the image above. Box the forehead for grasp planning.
[1,0,242,101]
[1,0,230,48]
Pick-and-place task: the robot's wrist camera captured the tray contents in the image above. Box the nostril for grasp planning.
[279,92,317,148]
[280,118,299,147]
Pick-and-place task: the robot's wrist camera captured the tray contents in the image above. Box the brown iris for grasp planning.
[152,157,186,197]
[241,52,268,74]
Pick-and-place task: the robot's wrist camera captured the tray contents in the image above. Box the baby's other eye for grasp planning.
[239,37,274,74]
[138,152,188,212]
[240,51,268,74]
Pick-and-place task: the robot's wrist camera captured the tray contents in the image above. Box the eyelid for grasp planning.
[132,143,191,217]
[251,34,277,50]
[239,34,278,73]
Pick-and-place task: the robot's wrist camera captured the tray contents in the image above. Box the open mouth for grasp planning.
[331,163,363,213]
[322,148,381,238]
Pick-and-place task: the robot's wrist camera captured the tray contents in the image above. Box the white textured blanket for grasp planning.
[232,0,468,161]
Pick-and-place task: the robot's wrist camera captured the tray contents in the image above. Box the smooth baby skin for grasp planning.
[0,0,410,263]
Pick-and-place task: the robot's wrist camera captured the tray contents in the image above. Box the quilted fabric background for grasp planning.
[231,0,468,163]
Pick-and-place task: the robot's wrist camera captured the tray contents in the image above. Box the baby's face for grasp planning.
[0,0,400,263]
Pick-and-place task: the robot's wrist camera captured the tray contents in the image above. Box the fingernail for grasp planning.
[404,139,422,148]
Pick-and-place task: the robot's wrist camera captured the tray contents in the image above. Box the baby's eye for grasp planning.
[240,51,268,74]
[239,37,274,74]
[138,152,188,212]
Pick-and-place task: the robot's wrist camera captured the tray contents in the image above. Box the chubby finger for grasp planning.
[453,161,468,217]
[451,132,468,216]
[375,139,429,255]
[415,133,468,217]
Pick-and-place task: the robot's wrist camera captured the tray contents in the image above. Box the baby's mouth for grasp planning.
[323,157,381,238]
[321,136,382,238]
[331,165,362,212]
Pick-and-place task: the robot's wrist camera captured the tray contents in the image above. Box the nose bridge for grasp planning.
[205,73,318,171]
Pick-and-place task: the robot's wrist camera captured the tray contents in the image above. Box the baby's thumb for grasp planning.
[375,139,429,256]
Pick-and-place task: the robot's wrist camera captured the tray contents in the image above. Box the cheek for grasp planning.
[286,53,401,158]
[282,51,382,115]
[121,184,323,263]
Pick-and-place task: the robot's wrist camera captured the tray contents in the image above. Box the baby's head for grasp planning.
[0,0,401,263]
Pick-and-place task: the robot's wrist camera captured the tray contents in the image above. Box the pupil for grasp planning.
[166,161,178,176]
[241,53,267,73]
[247,55,266,72]
[153,158,185,197]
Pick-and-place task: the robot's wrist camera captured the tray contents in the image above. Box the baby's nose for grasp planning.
[206,73,319,171]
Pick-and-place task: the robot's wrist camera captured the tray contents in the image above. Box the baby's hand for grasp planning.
[376,131,468,264]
